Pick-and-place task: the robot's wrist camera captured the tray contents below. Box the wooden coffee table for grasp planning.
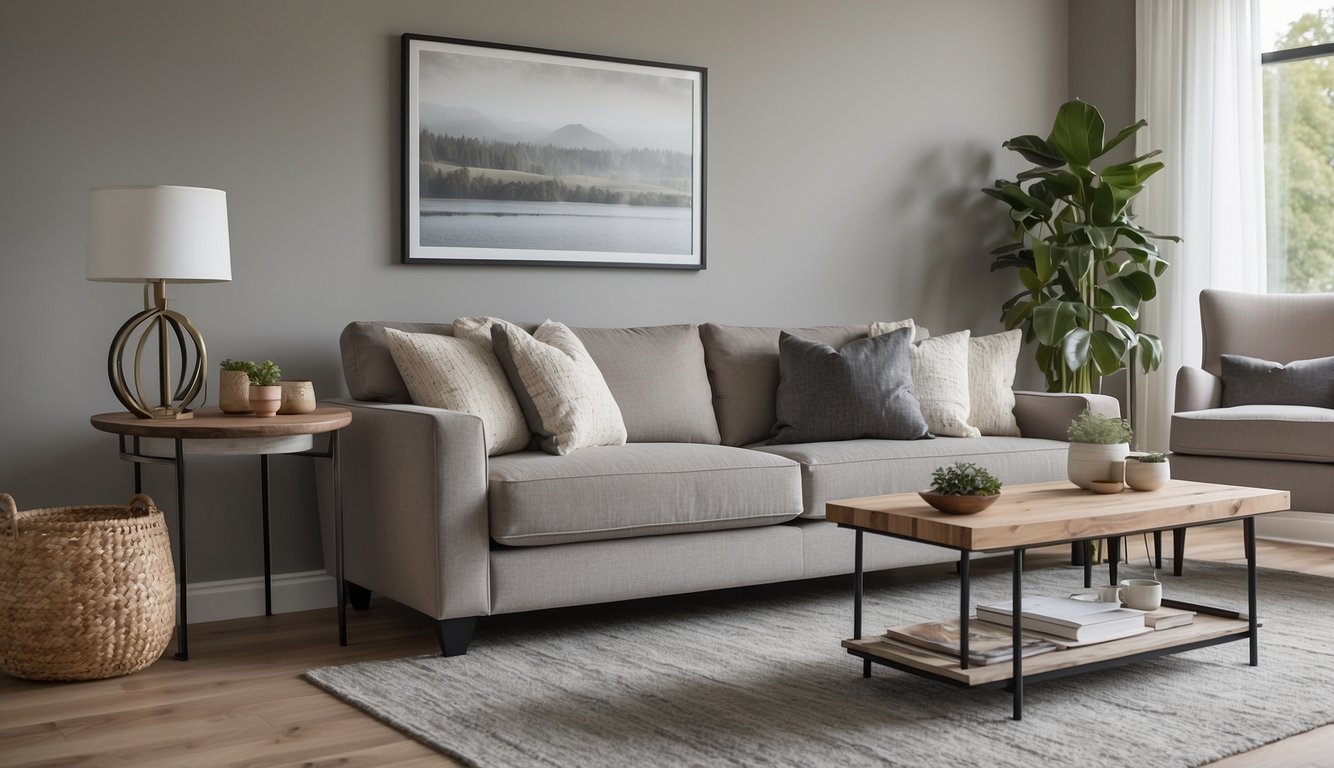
[826,479,1290,720]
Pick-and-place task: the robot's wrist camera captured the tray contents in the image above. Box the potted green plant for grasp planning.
[219,359,254,414]
[245,360,283,418]
[983,99,1180,394]
[1066,409,1132,490]
[918,462,1003,515]
[1125,451,1170,491]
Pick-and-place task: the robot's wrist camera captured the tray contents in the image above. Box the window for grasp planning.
[1262,3,1334,292]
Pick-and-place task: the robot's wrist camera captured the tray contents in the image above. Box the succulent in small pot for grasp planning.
[246,360,283,417]
[1126,451,1170,491]
[919,462,1002,515]
[219,359,254,414]
[1066,409,1132,490]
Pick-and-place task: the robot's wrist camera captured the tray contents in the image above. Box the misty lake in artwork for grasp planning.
[420,199,691,254]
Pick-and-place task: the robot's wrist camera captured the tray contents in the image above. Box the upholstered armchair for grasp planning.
[1168,289,1334,572]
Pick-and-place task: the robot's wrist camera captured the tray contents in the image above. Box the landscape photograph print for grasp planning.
[402,34,706,268]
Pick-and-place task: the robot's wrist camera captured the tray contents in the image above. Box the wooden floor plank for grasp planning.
[0,523,1328,767]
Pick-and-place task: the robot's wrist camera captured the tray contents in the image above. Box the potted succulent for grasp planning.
[245,360,283,418]
[219,359,253,414]
[1066,409,1132,490]
[983,99,1180,395]
[1125,451,1170,491]
[919,462,1003,515]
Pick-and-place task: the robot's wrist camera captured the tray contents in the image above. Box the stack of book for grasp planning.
[883,619,1058,666]
[975,596,1151,644]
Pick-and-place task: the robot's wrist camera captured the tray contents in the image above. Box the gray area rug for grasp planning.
[306,560,1334,767]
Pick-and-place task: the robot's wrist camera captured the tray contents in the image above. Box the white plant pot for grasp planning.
[1067,442,1130,490]
[1125,459,1170,491]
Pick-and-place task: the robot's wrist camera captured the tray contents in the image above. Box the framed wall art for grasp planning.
[402,34,706,269]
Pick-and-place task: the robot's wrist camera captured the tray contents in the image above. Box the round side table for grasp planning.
[91,405,352,660]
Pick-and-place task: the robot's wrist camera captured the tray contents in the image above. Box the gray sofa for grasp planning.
[328,320,1116,655]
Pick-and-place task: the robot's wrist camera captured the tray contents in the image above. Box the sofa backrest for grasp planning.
[699,323,868,446]
[1200,290,1334,376]
[340,321,721,444]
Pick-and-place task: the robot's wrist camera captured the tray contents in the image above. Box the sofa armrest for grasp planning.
[321,399,491,621]
[1175,366,1222,412]
[1013,391,1122,441]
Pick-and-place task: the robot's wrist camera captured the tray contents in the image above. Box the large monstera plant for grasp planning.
[984,99,1179,393]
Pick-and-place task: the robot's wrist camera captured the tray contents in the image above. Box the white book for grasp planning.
[977,595,1146,628]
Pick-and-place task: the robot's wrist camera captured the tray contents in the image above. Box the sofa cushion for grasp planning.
[699,322,870,446]
[340,321,454,403]
[382,327,530,456]
[969,330,1022,436]
[869,325,977,438]
[752,436,1069,518]
[1220,354,1334,408]
[573,325,721,444]
[487,319,628,455]
[1171,405,1334,462]
[487,444,803,546]
[771,329,929,444]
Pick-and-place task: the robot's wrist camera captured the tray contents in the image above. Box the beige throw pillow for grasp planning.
[968,329,1022,436]
[480,318,628,456]
[869,323,977,437]
[382,327,530,456]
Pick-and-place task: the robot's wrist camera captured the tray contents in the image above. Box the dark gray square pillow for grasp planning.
[770,328,930,444]
[1220,353,1334,407]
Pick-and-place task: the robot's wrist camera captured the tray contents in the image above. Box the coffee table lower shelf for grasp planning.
[843,614,1250,687]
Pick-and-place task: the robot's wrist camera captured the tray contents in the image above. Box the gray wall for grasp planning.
[0,0,1068,584]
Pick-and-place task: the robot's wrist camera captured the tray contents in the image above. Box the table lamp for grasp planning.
[87,185,232,419]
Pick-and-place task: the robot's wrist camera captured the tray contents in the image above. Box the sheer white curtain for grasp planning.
[1132,0,1267,452]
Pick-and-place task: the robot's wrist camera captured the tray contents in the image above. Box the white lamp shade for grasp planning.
[87,185,232,283]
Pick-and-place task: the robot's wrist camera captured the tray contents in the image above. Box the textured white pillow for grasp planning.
[968,329,1022,436]
[869,324,976,437]
[484,319,628,456]
[383,327,530,456]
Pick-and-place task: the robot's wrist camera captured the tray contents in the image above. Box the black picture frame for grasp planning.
[401,34,706,269]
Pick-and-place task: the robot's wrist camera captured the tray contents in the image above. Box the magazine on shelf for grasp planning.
[883,619,1059,666]
[975,596,1148,642]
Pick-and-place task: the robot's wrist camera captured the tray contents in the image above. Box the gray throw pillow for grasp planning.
[1220,353,1334,407]
[770,329,930,444]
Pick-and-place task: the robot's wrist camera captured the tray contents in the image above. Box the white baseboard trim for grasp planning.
[184,570,336,624]
[1256,511,1334,548]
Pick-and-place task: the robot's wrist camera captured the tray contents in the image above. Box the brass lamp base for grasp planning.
[107,281,207,420]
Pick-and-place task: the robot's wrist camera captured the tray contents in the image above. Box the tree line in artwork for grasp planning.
[418,128,691,207]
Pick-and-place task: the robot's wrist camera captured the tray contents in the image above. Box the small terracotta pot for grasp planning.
[278,380,316,415]
[248,385,282,418]
[219,370,252,414]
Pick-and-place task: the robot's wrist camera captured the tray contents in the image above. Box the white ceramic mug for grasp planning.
[1118,578,1163,611]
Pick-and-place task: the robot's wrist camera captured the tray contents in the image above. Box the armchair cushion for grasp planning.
[1171,405,1334,463]
[1220,354,1334,408]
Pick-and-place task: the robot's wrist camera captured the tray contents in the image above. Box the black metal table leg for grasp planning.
[1154,530,1163,570]
[333,431,348,647]
[1245,516,1258,666]
[1012,547,1024,721]
[174,437,188,661]
[1083,540,1092,588]
[1109,537,1121,585]
[854,529,869,677]
[132,436,143,494]
[261,454,273,617]
[959,551,971,670]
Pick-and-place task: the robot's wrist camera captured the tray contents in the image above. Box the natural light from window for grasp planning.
[1261,2,1334,292]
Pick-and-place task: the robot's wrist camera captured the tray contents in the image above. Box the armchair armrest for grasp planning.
[1013,391,1122,441]
[1174,366,1222,412]
[319,399,491,621]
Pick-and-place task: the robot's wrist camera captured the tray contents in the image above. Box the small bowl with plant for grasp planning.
[245,360,283,417]
[1125,451,1171,491]
[1066,409,1133,490]
[919,462,1003,515]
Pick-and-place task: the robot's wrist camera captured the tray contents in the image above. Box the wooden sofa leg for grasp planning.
[436,617,478,657]
[1172,527,1186,576]
[345,581,372,611]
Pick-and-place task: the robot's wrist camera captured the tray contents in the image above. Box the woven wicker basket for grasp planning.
[0,493,176,680]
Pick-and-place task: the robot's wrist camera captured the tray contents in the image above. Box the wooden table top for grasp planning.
[90,405,352,439]
[825,479,1290,552]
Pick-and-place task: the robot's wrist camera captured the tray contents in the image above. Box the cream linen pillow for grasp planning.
[968,329,1022,436]
[382,327,530,456]
[476,318,628,456]
[869,323,977,437]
